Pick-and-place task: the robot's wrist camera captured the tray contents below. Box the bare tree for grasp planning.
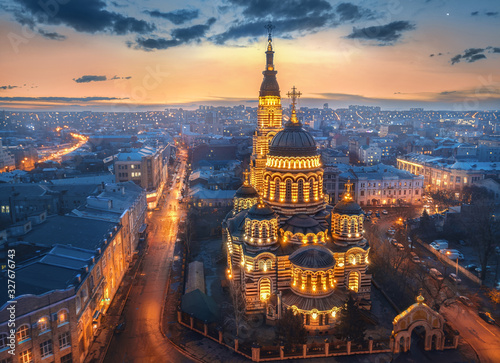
[463,202,500,281]
[223,276,247,337]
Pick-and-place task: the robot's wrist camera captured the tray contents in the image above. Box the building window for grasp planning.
[39,339,53,358]
[348,272,360,292]
[58,310,69,325]
[75,296,81,314]
[60,353,73,363]
[1,356,13,363]
[59,331,71,349]
[19,349,32,363]
[38,316,49,333]
[259,278,271,301]
[0,333,7,349]
[17,324,30,343]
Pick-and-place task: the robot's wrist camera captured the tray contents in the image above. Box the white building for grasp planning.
[324,164,424,206]
[358,145,381,165]
[0,138,15,172]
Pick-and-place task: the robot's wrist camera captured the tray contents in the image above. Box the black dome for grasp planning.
[247,201,277,221]
[333,199,363,215]
[235,184,259,198]
[289,246,335,269]
[269,123,317,157]
[260,70,280,97]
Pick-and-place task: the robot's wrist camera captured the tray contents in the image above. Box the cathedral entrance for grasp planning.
[391,294,445,353]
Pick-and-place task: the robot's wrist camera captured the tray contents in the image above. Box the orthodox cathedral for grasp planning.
[223,30,371,332]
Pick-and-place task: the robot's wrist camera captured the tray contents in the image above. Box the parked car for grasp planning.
[430,240,448,251]
[410,252,420,264]
[394,243,405,251]
[449,273,462,284]
[390,238,398,245]
[440,249,464,260]
[382,210,388,215]
[375,212,380,218]
[115,321,126,334]
[387,228,396,235]
[458,296,473,307]
[367,211,373,216]
[478,312,495,324]
[429,268,444,280]
[465,264,478,271]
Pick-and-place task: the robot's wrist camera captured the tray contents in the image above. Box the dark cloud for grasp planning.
[471,10,498,17]
[74,75,107,83]
[134,17,216,50]
[467,54,487,62]
[144,9,199,25]
[13,0,155,35]
[336,2,373,22]
[0,96,127,102]
[0,85,18,90]
[226,0,332,19]
[450,47,500,64]
[38,29,66,40]
[211,1,376,44]
[110,75,132,80]
[346,21,415,44]
[212,15,330,44]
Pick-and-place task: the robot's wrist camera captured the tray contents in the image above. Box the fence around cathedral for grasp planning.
[177,309,393,361]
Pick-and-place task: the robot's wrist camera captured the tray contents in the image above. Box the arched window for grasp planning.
[285,179,292,202]
[348,254,356,265]
[348,271,360,292]
[259,278,271,301]
[298,179,304,202]
[75,296,81,314]
[38,316,49,332]
[58,309,69,325]
[275,180,280,200]
[258,259,272,271]
[17,324,30,342]
[309,179,314,200]
[261,224,268,238]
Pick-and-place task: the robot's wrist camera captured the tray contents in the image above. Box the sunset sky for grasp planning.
[0,0,499,111]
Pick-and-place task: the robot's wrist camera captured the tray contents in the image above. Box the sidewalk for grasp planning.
[83,243,147,363]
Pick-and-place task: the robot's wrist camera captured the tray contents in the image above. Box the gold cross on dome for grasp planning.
[243,169,250,185]
[343,179,353,201]
[265,22,274,40]
[287,86,302,110]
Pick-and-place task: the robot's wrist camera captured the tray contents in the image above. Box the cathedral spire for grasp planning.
[264,22,275,70]
[287,86,302,124]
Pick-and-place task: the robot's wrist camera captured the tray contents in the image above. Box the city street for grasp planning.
[104,150,193,363]
[441,303,500,363]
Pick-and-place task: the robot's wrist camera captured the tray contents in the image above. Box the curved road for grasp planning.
[442,303,500,363]
[105,150,194,363]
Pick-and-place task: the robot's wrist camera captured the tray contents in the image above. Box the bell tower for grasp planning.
[250,23,283,194]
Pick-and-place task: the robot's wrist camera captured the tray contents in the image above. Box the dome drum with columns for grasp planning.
[223,28,372,332]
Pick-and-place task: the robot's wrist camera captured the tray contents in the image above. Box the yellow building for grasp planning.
[223,34,371,332]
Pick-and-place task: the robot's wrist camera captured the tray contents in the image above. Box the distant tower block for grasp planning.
[250,23,283,194]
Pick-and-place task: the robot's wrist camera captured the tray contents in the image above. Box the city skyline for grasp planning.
[1,0,500,111]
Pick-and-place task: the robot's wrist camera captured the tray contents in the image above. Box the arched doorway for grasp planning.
[391,294,445,353]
